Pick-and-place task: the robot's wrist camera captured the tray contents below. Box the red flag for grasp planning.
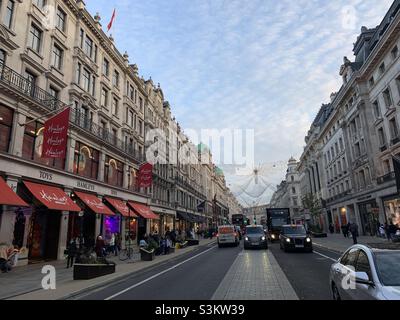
[107,9,116,32]
[41,108,70,159]
[137,163,153,188]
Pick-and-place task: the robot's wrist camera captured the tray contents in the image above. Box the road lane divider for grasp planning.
[313,250,338,262]
[104,245,217,300]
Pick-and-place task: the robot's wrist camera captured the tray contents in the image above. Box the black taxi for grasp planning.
[279,225,313,253]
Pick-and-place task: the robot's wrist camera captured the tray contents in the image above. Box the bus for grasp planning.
[266,208,291,242]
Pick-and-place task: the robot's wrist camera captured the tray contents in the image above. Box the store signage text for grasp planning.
[77,181,95,191]
[39,171,53,181]
[111,190,118,196]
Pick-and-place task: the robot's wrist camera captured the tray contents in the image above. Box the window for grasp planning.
[339,138,344,151]
[396,76,400,99]
[356,251,372,281]
[383,88,393,108]
[391,46,399,60]
[75,63,81,85]
[112,98,119,116]
[138,120,143,135]
[369,77,375,87]
[22,118,65,169]
[378,127,387,146]
[291,176,294,182]
[0,50,5,64]
[292,187,296,194]
[91,75,96,96]
[33,0,46,8]
[354,142,361,158]
[84,36,93,59]
[389,118,399,140]
[335,142,339,154]
[346,180,350,191]
[49,86,59,99]
[56,7,67,32]
[80,29,84,48]
[29,24,42,53]
[127,109,134,127]
[101,88,109,108]
[74,142,99,179]
[25,70,37,97]
[338,161,342,173]
[373,100,381,119]
[379,62,386,75]
[4,1,15,29]
[113,70,120,87]
[342,157,347,171]
[104,156,123,187]
[82,68,90,92]
[103,58,109,76]
[359,170,366,189]
[0,105,13,152]
[384,159,391,174]
[51,44,63,70]
[130,85,134,100]
[139,97,143,110]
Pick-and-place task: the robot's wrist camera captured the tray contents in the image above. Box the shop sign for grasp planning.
[76,180,95,191]
[39,170,53,181]
[42,108,70,159]
[137,163,153,188]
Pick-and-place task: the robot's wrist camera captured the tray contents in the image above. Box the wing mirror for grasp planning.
[355,272,374,287]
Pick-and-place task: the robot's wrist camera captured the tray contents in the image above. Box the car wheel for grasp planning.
[332,283,341,301]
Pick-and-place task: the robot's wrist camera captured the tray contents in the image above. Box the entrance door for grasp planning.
[44,211,61,260]
[137,217,147,244]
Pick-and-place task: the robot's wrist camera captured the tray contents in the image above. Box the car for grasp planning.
[244,225,268,250]
[329,243,400,300]
[279,224,313,253]
[217,225,239,248]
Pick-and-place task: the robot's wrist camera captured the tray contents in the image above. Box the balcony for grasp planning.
[0,61,66,111]
[0,61,145,164]
[377,172,396,185]
[391,136,400,146]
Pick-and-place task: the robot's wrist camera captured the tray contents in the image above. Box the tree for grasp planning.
[301,193,322,229]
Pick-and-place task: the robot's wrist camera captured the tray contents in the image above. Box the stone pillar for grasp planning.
[376,197,386,224]
[9,112,26,157]
[98,151,106,182]
[123,163,129,189]
[66,137,76,173]
[57,211,70,260]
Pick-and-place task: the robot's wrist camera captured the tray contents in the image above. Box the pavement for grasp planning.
[312,233,388,254]
[1,238,217,300]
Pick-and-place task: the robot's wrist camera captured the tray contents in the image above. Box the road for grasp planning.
[73,241,341,300]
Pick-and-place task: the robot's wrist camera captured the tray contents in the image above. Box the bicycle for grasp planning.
[119,245,135,261]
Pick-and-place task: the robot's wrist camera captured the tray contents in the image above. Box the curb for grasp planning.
[61,240,217,300]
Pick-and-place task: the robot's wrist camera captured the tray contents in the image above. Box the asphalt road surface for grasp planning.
[73,241,341,300]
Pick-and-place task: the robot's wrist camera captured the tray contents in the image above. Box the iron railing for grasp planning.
[377,172,396,185]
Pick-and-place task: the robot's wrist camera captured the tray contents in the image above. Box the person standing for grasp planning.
[66,239,77,268]
[349,222,359,245]
[95,235,105,258]
[389,222,397,241]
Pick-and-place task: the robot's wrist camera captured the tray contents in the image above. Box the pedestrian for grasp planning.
[0,244,12,273]
[95,235,105,258]
[384,223,391,241]
[341,225,347,238]
[66,239,77,268]
[389,222,398,241]
[329,223,334,234]
[379,224,386,238]
[109,233,116,255]
[349,222,359,245]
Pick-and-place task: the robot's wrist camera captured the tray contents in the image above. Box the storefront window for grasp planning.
[384,199,400,227]
[104,156,123,187]
[128,167,139,192]
[22,118,65,169]
[0,105,13,153]
[73,141,99,179]
[124,218,137,243]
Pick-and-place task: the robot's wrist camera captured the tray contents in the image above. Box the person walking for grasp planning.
[66,239,77,268]
[95,235,105,258]
[389,222,397,242]
[349,222,359,245]
[384,222,391,241]
[329,223,334,234]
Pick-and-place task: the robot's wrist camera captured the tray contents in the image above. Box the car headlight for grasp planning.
[306,237,311,243]
[245,237,249,241]
[286,238,291,243]
[261,236,266,241]
[271,234,276,239]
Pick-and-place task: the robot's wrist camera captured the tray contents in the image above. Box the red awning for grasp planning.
[128,202,159,220]
[24,181,81,212]
[0,177,28,207]
[75,192,114,216]
[105,197,137,218]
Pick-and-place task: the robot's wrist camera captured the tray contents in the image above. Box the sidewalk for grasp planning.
[0,238,216,300]
[312,233,388,254]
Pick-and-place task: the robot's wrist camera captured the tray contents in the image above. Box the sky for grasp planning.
[86,0,394,206]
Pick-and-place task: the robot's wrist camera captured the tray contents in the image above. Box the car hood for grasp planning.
[381,286,400,300]
[285,234,308,238]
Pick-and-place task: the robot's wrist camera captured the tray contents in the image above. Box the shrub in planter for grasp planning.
[73,252,116,280]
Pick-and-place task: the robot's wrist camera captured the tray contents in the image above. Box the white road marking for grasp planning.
[104,246,217,300]
[313,250,338,262]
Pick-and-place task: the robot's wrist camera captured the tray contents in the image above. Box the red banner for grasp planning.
[41,108,70,159]
[137,163,153,188]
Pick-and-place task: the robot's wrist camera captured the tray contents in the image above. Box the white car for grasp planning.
[329,243,400,300]
[217,225,239,248]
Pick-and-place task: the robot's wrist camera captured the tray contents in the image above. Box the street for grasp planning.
[73,240,340,301]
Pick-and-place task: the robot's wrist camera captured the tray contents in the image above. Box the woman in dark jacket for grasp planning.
[66,239,77,268]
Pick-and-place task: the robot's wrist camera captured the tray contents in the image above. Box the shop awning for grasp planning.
[128,202,159,220]
[75,192,114,216]
[177,211,196,223]
[105,197,137,218]
[0,177,28,207]
[23,181,81,212]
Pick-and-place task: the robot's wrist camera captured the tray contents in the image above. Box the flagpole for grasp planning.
[18,103,73,127]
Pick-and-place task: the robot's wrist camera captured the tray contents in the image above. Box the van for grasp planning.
[217,225,239,248]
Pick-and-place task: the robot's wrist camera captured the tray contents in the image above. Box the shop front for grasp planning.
[150,207,176,236]
[21,181,81,261]
[176,211,195,232]
[358,200,380,236]
[128,202,159,241]
[70,191,115,248]
[383,195,400,228]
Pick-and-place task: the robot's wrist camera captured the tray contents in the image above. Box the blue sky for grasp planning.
[86,0,393,206]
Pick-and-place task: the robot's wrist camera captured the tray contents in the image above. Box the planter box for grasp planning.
[187,239,199,246]
[73,263,115,280]
[311,232,328,238]
[140,248,155,261]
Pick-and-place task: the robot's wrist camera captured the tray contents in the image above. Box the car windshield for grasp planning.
[374,252,400,287]
[283,226,306,235]
[246,227,264,234]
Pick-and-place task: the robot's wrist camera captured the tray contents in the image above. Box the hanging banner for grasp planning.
[137,163,153,188]
[41,108,70,159]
